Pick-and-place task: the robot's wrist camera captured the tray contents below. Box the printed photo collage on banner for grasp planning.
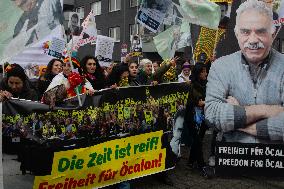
[3,83,190,188]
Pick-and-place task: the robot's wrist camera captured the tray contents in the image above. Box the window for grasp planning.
[91,1,101,16]
[130,0,139,7]
[129,24,139,41]
[109,0,121,12]
[109,27,120,42]
[97,29,102,35]
[76,6,84,19]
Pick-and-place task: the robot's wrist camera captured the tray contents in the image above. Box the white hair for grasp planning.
[139,59,152,70]
[234,0,275,34]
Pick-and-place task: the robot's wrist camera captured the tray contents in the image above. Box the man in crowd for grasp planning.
[205,0,284,143]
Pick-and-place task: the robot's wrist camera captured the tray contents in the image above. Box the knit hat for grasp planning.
[5,64,27,82]
[182,62,191,70]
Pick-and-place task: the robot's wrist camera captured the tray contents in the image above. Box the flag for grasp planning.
[177,0,221,29]
[154,19,192,60]
[176,20,192,50]
[0,0,64,64]
[80,10,97,39]
[153,25,180,60]
[73,10,98,51]
[9,25,64,66]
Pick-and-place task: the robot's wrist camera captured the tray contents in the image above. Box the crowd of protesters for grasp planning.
[0,51,214,187]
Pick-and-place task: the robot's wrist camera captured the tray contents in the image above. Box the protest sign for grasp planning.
[216,142,284,176]
[8,25,64,66]
[95,35,115,67]
[130,35,143,57]
[137,0,173,33]
[47,38,66,58]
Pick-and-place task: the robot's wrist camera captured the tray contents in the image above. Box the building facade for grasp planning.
[68,0,284,62]
[71,0,140,62]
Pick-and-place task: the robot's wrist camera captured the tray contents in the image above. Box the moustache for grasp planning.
[244,42,265,50]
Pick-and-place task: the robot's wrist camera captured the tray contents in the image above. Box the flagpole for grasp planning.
[68,35,82,107]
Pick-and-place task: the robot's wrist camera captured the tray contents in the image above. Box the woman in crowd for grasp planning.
[152,61,160,73]
[178,62,191,83]
[80,55,106,90]
[128,61,140,86]
[108,65,130,87]
[42,60,94,107]
[184,63,208,169]
[0,64,38,102]
[38,58,63,99]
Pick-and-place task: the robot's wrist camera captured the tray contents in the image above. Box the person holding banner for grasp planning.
[0,64,38,102]
[80,55,106,90]
[38,58,63,99]
[184,63,208,169]
[138,57,177,85]
[128,62,140,86]
[205,0,284,143]
[42,60,95,107]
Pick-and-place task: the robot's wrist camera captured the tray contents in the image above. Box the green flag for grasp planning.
[154,19,191,60]
[176,19,191,50]
[153,25,178,60]
[177,0,221,29]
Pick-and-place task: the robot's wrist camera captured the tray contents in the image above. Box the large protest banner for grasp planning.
[2,83,189,188]
[34,131,165,189]
[0,0,64,64]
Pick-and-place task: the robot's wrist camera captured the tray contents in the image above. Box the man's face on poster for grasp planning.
[13,0,37,12]
[219,4,228,20]
[71,15,79,27]
[235,10,274,64]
